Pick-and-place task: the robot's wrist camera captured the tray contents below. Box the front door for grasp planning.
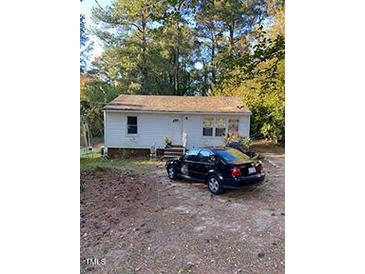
[169,116,182,145]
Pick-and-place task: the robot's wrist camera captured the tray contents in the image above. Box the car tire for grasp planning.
[167,165,177,180]
[207,175,223,195]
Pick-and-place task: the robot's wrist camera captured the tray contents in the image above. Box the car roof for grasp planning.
[188,147,227,152]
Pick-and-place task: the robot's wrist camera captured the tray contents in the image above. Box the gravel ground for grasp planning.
[80,153,284,274]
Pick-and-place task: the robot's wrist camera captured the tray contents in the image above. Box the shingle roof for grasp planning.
[104,95,251,114]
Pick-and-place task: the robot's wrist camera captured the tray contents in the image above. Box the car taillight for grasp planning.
[231,167,241,177]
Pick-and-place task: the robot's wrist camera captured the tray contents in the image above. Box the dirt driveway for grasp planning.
[81,153,284,274]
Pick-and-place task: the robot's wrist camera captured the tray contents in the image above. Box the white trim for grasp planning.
[104,109,251,115]
[104,111,107,148]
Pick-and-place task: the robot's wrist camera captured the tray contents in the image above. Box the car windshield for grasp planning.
[215,148,252,164]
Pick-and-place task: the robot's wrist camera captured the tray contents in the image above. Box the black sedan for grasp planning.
[165,147,265,194]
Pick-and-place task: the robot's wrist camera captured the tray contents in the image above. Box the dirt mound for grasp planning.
[80,168,158,263]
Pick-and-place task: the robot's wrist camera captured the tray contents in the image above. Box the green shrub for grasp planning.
[224,133,252,148]
[224,133,239,144]
[238,136,252,148]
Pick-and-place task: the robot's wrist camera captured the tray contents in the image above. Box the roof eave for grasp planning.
[103,108,251,115]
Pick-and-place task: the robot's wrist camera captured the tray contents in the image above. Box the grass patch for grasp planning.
[80,147,102,159]
[80,157,158,172]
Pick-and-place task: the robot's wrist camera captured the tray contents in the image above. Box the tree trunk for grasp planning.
[228,21,235,56]
[141,11,148,94]
[175,47,180,95]
[174,1,184,95]
[211,34,216,85]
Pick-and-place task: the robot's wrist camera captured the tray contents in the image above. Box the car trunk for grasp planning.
[233,162,262,176]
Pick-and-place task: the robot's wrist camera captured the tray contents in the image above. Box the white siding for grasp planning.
[239,116,250,137]
[105,112,171,148]
[105,112,123,147]
[105,111,250,149]
[182,114,250,149]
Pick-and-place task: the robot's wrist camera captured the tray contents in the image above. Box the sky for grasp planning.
[80,0,112,64]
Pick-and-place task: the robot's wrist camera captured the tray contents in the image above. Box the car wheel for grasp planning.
[207,175,223,195]
[167,165,177,180]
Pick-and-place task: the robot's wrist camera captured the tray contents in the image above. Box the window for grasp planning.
[228,119,239,134]
[215,118,226,136]
[197,149,214,163]
[127,116,137,134]
[203,118,213,136]
[183,149,200,161]
[215,148,251,164]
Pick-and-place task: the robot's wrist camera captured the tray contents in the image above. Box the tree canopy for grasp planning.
[81,0,285,141]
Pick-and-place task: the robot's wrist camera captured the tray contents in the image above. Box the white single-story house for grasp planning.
[103,95,251,156]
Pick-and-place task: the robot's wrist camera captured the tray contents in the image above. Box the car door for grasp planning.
[180,148,200,178]
[193,149,215,180]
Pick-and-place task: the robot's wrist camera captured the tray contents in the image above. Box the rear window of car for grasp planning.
[215,148,251,163]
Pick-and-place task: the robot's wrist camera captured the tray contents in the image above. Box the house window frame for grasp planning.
[227,118,240,135]
[126,115,138,135]
[215,117,226,137]
[202,117,230,138]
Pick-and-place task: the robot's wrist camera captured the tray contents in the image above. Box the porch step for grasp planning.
[165,147,184,151]
[164,149,184,153]
[164,155,182,159]
[163,146,185,159]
